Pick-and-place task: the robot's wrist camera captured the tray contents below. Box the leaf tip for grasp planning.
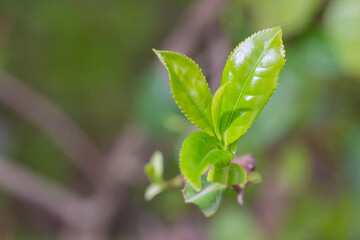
[152,48,161,58]
[204,211,216,217]
[153,49,168,67]
[273,25,282,32]
[144,184,162,201]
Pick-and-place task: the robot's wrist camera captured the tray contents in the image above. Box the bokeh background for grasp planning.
[0,0,359,239]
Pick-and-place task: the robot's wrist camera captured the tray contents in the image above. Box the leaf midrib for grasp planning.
[224,30,281,140]
[172,72,215,135]
[185,183,224,202]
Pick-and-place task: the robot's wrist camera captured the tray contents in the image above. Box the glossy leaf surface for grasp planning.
[184,175,225,217]
[180,131,233,191]
[220,27,285,145]
[153,50,215,136]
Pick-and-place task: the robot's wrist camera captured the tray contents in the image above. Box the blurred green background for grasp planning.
[0,0,359,239]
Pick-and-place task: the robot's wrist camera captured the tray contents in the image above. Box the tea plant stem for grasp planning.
[0,72,104,184]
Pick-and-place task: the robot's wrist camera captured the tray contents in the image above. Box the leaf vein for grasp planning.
[224,29,281,140]
[172,73,215,135]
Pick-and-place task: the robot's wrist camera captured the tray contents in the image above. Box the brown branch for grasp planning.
[161,0,228,55]
[64,0,232,236]
[203,24,231,92]
[91,126,146,224]
[0,73,145,238]
[0,72,103,182]
[159,0,231,94]
[59,126,147,240]
[0,155,82,225]
[255,168,288,237]
[0,0,231,239]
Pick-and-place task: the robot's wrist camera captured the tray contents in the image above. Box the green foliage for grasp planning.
[220,27,285,145]
[247,171,262,184]
[207,163,247,186]
[183,175,226,217]
[144,151,164,200]
[148,27,285,216]
[144,151,164,185]
[212,83,229,141]
[226,163,247,185]
[180,131,233,190]
[144,184,163,201]
[144,151,184,201]
[153,50,215,137]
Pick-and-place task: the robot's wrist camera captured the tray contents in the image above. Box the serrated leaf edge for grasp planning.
[179,132,220,191]
[221,26,285,86]
[153,49,216,137]
[185,182,225,203]
[222,27,286,145]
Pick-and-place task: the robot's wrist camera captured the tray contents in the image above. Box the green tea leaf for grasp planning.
[153,50,215,136]
[211,82,229,142]
[220,27,286,145]
[207,164,247,185]
[228,139,239,155]
[227,163,247,185]
[180,131,233,191]
[202,149,234,168]
[184,175,225,217]
[247,171,262,184]
[144,151,163,184]
[207,167,227,184]
[144,184,163,201]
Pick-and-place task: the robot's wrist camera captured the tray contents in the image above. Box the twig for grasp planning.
[0,0,231,239]
[0,72,103,182]
[91,126,146,225]
[161,0,228,55]
[203,23,231,92]
[0,155,82,225]
[66,0,232,236]
[254,168,288,237]
[59,126,147,239]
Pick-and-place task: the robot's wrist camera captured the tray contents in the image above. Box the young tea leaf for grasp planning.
[211,82,229,142]
[184,175,226,217]
[247,171,262,184]
[207,167,227,184]
[207,163,247,186]
[144,151,164,184]
[220,27,286,145]
[153,50,215,137]
[180,131,233,191]
[144,184,163,201]
[227,163,247,185]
